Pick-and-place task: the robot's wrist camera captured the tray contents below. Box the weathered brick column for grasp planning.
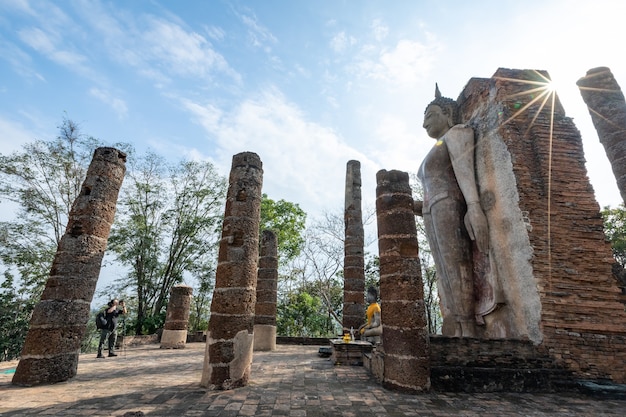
[254,229,278,351]
[343,160,366,332]
[375,169,430,393]
[577,66,626,205]
[12,147,126,386]
[201,152,263,390]
[160,285,193,349]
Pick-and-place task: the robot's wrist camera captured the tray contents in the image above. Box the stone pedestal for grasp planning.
[330,339,373,366]
[161,285,193,349]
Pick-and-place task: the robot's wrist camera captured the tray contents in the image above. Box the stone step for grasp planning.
[431,365,574,393]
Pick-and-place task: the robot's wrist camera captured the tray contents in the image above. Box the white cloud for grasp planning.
[330,31,356,53]
[16,24,94,81]
[371,19,388,42]
[369,114,423,173]
[10,1,96,78]
[204,25,225,42]
[0,38,45,81]
[0,116,36,154]
[181,99,222,133]
[17,27,55,52]
[89,88,128,119]
[181,88,377,217]
[142,16,234,80]
[355,39,438,88]
[74,1,241,86]
[239,12,277,49]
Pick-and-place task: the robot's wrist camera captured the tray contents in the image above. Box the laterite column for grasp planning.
[161,285,193,349]
[577,66,626,205]
[343,160,366,332]
[254,229,278,351]
[12,147,126,386]
[201,152,263,390]
[375,169,430,393]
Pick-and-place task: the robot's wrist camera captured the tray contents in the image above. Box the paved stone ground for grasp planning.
[1,343,625,416]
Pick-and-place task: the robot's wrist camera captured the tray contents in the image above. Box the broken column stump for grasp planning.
[12,147,126,386]
[375,169,430,393]
[254,229,278,351]
[160,285,193,349]
[201,152,263,390]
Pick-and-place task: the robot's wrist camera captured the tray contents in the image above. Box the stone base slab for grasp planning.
[253,324,276,351]
[160,330,187,349]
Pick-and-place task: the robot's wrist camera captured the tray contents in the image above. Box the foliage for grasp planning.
[139,310,167,335]
[601,204,626,269]
[0,118,102,300]
[81,309,103,354]
[107,153,226,335]
[294,212,345,330]
[188,260,214,332]
[275,207,379,338]
[0,274,31,361]
[364,254,380,292]
[260,194,307,262]
[276,291,333,337]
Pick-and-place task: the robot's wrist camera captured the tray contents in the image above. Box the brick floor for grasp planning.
[0,343,625,416]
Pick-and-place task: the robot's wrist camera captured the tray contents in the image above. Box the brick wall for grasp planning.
[458,68,626,383]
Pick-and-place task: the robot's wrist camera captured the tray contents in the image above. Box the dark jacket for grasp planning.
[104,308,124,331]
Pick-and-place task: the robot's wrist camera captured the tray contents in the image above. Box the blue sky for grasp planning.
[1,0,624,220]
[1,1,625,301]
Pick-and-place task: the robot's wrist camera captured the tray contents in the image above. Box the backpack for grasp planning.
[96,311,108,330]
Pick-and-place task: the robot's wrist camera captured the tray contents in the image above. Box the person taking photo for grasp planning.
[97,299,127,358]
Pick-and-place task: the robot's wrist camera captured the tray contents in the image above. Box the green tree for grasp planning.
[188,255,215,332]
[601,204,626,291]
[276,208,378,337]
[0,118,119,357]
[0,118,102,299]
[108,153,226,335]
[0,274,31,361]
[277,291,330,337]
[260,194,306,262]
[290,211,345,333]
[364,254,380,291]
[602,204,626,269]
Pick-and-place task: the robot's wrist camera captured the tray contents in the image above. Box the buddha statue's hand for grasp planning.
[464,204,489,253]
[413,200,423,216]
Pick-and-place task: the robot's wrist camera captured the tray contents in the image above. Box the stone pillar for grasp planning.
[201,152,263,390]
[375,169,430,393]
[254,230,278,351]
[577,66,626,205]
[343,160,365,332]
[160,285,193,349]
[12,147,126,386]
